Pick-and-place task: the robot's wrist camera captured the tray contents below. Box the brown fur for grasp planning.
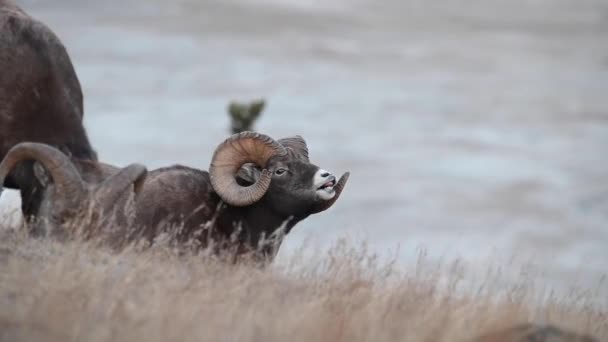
[69,159,316,262]
[0,1,97,216]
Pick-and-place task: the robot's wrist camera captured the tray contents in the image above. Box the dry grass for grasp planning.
[0,221,606,342]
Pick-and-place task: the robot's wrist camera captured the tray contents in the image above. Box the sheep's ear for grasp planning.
[33,161,51,187]
[236,163,261,186]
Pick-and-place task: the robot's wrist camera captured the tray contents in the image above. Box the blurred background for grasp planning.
[2,0,607,296]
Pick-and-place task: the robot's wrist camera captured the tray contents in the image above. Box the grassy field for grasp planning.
[0,221,605,342]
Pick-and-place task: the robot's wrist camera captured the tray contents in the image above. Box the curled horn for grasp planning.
[311,172,350,214]
[0,142,85,204]
[210,132,286,206]
[94,164,147,212]
[278,135,309,162]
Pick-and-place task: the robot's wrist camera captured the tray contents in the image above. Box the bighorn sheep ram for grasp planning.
[0,0,102,217]
[0,133,349,260]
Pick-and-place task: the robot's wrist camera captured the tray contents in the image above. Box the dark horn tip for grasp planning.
[338,172,350,186]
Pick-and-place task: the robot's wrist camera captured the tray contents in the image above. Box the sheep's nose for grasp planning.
[320,171,331,178]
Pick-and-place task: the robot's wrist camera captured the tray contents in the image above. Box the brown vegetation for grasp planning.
[0,219,605,342]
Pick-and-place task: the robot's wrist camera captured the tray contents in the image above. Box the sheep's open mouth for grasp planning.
[317,177,336,191]
[314,173,337,200]
[319,180,336,190]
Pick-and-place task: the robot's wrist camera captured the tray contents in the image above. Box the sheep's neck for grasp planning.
[216,202,303,255]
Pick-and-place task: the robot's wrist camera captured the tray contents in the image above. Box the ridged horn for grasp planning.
[311,172,350,214]
[278,135,309,162]
[210,132,286,206]
[0,142,85,204]
[95,163,147,212]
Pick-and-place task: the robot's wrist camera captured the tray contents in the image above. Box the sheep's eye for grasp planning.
[275,168,287,176]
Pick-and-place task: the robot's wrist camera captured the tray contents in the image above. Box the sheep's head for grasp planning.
[0,142,146,237]
[209,132,349,217]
